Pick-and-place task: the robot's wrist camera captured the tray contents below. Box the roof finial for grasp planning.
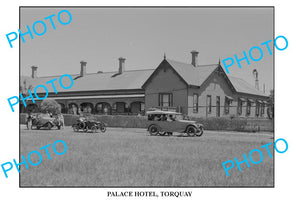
[218,58,221,65]
[164,53,166,60]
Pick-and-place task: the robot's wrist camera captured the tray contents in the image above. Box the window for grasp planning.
[141,103,145,112]
[237,99,243,115]
[96,102,111,114]
[207,95,212,114]
[80,103,93,113]
[255,101,260,117]
[216,96,220,117]
[68,103,78,115]
[159,93,173,107]
[246,100,251,115]
[193,94,199,113]
[261,102,265,116]
[224,97,231,114]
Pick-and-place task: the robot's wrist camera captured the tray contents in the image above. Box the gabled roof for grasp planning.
[167,59,268,97]
[166,59,219,86]
[21,69,155,93]
[144,58,268,97]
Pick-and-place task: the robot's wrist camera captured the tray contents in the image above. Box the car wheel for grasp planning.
[47,122,52,130]
[186,126,196,137]
[149,125,159,136]
[100,126,106,133]
[158,132,166,136]
[196,126,204,137]
[79,122,86,129]
[73,125,79,132]
[91,126,97,133]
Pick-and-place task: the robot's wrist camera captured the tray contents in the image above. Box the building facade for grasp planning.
[20,51,270,118]
[142,51,269,118]
[20,58,153,115]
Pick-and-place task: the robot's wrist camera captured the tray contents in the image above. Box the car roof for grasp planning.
[146,110,182,115]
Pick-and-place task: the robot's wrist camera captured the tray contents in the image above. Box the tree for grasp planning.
[40,99,61,115]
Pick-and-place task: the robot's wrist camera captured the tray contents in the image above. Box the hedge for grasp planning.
[189,117,273,132]
[20,113,148,129]
[62,114,148,128]
[20,113,273,132]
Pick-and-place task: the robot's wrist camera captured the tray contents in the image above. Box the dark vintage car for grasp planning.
[146,110,204,137]
[72,117,107,133]
[26,113,62,130]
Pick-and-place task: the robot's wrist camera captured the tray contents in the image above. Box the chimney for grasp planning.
[118,57,125,74]
[31,66,38,78]
[191,50,199,67]
[80,61,87,77]
[253,69,259,90]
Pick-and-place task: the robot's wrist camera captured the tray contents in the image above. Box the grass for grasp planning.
[20,126,274,187]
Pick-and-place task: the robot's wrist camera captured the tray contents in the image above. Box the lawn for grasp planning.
[20,126,274,187]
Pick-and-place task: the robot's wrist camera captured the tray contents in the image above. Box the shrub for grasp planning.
[190,117,248,131]
[62,114,148,128]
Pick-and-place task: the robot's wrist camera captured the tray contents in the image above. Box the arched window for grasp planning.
[68,103,78,115]
[256,100,262,117]
[95,102,111,114]
[80,103,94,114]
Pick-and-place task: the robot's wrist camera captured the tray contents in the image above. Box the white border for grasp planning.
[0,1,298,213]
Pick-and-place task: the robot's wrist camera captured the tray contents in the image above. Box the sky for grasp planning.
[20,7,273,93]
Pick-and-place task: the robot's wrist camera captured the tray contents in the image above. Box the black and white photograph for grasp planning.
[19,7,275,187]
[2,0,300,212]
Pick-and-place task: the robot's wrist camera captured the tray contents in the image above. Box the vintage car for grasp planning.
[146,110,204,137]
[26,113,62,130]
[72,117,107,133]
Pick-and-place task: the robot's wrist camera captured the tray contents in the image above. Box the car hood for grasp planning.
[178,120,203,126]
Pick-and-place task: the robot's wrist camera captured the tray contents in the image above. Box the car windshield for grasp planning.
[174,114,182,120]
[147,113,187,121]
